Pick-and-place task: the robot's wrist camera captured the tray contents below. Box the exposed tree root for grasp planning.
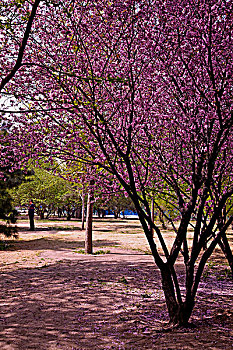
[159,321,197,332]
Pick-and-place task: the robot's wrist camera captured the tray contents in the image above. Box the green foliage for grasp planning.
[216,268,231,280]
[141,291,152,298]
[0,240,12,250]
[94,194,136,218]
[0,165,32,237]
[94,249,110,255]
[74,249,85,254]
[203,261,231,281]
[118,276,128,284]
[11,168,82,218]
[74,249,110,255]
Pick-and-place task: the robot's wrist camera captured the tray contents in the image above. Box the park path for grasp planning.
[0,219,232,349]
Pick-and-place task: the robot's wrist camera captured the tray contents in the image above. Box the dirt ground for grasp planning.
[0,218,232,350]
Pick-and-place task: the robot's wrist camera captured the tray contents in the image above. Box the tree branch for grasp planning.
[0,0,41,92]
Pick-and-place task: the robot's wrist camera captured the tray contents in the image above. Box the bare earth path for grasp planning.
[0,218,232,349]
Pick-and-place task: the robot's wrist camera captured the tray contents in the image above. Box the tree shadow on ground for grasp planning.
[0,258,232,350]
[17,226,83,232]
[5,238,121,252]
[92,228,114,233]
[94,225,141,233]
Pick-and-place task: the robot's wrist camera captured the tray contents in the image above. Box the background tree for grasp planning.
[0,126,35,238]
[0,170,18,239]
[94,194,136,219]
[11,167,82,219]
[1,0,232,327]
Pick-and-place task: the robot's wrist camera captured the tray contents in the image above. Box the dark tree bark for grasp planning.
[81,185,85,230]
[85,180,94,254]
[0,0,41,91]
[219,233,233,278]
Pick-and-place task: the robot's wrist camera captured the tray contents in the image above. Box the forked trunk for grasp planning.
[136,210,196,327]
[161,265,194,327]
[167,302,194,327]
[219,234,233,278]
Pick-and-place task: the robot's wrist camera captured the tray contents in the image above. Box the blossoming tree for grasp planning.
[1,0,232,326]
[0,0,41,92]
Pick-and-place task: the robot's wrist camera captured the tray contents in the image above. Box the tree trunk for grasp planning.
[219,233,233,278]
[159,211,167,229]
[151,198,154,236]
[161,264,194,326]
[85,181,94,254]
[76,206,82,219]
[167,302,194,327]
[81,185,85,230]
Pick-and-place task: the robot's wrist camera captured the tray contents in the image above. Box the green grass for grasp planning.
[94,249,110,255]
[118,276,128,284]
[0,241,12,250]
[73,249,111,255]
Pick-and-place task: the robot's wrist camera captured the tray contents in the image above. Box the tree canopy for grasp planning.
[0,0,232,326]
[11,167,82,219]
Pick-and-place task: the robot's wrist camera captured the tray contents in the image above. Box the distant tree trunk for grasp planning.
[81,184,85,230]
[75,206,82,219]
[67,207,71,220]
[85,180,94,254]
[159,211,167,229]
[151,197,154,236]
[38,205,45,219]
[57,207,62,218]
[219,233,233,278]
[217,209,233,278]
[46,210,51,219]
